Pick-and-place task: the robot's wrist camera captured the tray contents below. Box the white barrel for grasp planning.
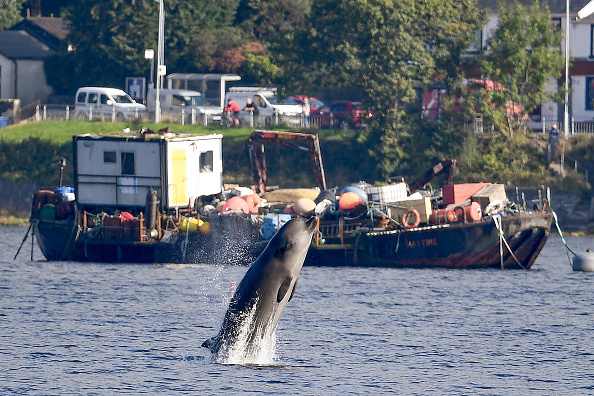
[572,252,594,272]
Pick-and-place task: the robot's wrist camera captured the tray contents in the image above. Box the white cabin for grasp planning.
[73,133,223,210]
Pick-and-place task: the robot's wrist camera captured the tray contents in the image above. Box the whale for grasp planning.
[202,216,318,359]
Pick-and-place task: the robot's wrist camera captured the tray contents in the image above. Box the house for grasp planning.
[0,17,69,107]
[478,0,594,127]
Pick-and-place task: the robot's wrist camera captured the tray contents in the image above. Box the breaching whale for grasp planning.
[202,216,318,359]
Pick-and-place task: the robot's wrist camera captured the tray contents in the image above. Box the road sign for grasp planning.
[125,77,146,102]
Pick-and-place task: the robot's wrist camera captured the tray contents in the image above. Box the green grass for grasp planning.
[0,120,335,145]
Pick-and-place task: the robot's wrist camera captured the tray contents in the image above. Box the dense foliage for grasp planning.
[478,1,564,136]
[1,0,25,30]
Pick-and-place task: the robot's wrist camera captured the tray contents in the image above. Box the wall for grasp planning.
[0,54,15,99]
[16,59,53,105]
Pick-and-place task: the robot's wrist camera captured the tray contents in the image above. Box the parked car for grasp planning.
[291,95,325,112]
[146,88,222,123]
[74,87,147,121]
[311,100,372,129]
[226,87,302,126]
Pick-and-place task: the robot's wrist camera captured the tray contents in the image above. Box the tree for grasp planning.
[280,0,484,179]
[478,0,564,136]
[1,0,25,30]
[47,0,244,94]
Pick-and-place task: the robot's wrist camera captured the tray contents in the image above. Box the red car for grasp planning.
[311,100,372,129]
[291,95,325,112]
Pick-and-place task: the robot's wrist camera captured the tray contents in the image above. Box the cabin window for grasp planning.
[200,151,213,173]
[100,94,109,105]
[88,93,98,104]
[586,77,594,111]
[103,151,116,163]
[121,152,135,175]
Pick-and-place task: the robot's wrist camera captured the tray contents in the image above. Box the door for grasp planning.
[170,148,188,206]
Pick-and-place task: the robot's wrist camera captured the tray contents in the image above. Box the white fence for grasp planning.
[28,105,308,128]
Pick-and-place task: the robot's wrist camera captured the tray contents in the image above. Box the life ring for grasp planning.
[485,199,503,215]
[402,208,421,229]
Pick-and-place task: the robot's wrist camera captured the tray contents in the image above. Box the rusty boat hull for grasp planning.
[305,212,552,269]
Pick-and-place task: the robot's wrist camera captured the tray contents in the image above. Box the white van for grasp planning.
[225,87,302,126]
[146,88,222,124]
[74,87,147,121]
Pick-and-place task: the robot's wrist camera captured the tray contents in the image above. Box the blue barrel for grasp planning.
[0,116,8,129]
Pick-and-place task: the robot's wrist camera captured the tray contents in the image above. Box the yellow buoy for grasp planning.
[180,217,204,233]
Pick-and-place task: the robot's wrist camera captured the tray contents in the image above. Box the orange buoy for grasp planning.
[243,193,262,214]
[222,196,250,214]
[338,191,362,211]
[120,211,134,221]
[466,202,482,221]
[402,208,421,229]
[430,208,457,224]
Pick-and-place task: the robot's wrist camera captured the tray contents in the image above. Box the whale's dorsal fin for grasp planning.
[277,278,293,303]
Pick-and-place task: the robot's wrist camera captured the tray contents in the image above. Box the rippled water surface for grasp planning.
[1,225,593,395]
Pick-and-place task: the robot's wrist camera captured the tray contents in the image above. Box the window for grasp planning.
[172,95,185,106]
[254,96,266,107]
[121,152,135,175]
[100,94,109,105]
[103,151,116,163]
[88,93,98,104]
[467,29,483,54]
[200,151,213,173]
[586,77,594,111]
[76,92,87,103]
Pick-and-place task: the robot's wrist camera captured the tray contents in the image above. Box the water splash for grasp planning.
[212,300,279,366]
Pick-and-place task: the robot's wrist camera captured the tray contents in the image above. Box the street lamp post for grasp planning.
[144,49,154,89]
[564,0,569,139]
[155,0,165,124]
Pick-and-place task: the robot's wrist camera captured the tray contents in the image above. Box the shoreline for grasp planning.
[0,216,30,226]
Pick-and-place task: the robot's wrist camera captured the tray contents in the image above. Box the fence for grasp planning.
[25,105,310,128]
[20,104,594,136]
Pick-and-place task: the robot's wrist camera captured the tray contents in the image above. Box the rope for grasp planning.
[181,218,190,261]
[552,210,575,267]
[493,215,526,269]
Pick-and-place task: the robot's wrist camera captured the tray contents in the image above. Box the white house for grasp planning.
[479,0,594,126]
[0,17,69,107]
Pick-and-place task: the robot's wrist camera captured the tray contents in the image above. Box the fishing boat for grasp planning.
[29,128,261,264]
[246,131,553,270]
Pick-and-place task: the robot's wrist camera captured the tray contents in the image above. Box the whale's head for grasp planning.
[267,216,318,273]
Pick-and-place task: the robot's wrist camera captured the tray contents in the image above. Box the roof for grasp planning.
[9,17,70,52]
[0,31,55,60]
[478,0,592,14]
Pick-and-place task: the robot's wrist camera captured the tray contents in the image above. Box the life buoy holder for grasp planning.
[402,208,421,229]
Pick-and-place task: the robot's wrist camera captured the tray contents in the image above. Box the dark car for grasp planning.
[311,100,372,129]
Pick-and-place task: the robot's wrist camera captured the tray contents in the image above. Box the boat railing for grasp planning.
[81,211,148,242]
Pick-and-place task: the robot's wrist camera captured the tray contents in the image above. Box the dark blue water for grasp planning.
[1,225,593,395]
